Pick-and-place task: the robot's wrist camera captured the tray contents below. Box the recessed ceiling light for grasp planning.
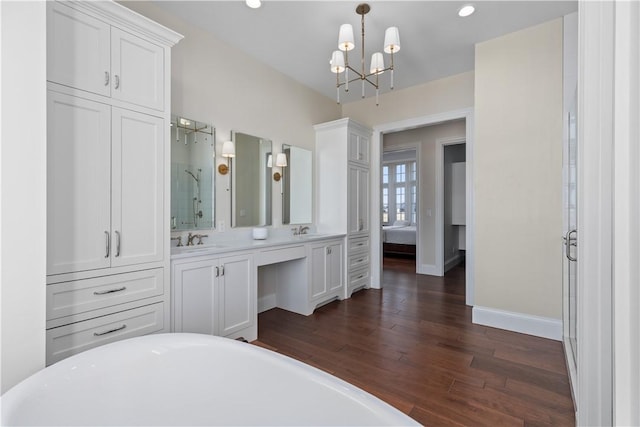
[246,0,261,9]
[458,4,475,17]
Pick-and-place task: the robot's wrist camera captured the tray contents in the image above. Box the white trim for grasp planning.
[613,1,640,425]
[444,254,462,273]
[417,264,438,276]
[472,306,562,341]
[436,136,466,277]
[577,2,614,425]
[370,108,475,306]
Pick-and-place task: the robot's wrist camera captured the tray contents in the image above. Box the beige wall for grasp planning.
[121,1,341,230]
[474,19,563,319]
[342,71,474,128]
[383,120,466,269]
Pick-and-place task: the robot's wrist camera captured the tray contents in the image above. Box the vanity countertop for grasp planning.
[170,233,346,260]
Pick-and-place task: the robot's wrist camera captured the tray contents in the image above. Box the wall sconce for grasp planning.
[272,153,287,181]
[218,134,235,175]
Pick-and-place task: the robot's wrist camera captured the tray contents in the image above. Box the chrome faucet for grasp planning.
[171,236,183,247]
[187,232,208,246]
[299,226,310,235]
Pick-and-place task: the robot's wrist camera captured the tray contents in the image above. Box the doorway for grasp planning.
[372,110,475,306]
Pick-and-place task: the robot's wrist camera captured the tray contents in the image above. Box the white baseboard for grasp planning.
[258,294,277,314]
[472,306,562,341]
[444,254,462,272]
[418,263,442,276]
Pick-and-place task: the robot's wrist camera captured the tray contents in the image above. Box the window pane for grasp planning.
[411,184,416,224]
[382,166,389,184]
[396,164,406,183]
[410,161,416,181]
[396,187,405,220]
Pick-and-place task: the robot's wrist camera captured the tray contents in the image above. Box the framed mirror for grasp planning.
[170,116,215,230]
[282,144,312,225]
[232,132,272,227]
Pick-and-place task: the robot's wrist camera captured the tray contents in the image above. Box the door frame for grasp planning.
[370,108,475,307]
[436,137,466,277]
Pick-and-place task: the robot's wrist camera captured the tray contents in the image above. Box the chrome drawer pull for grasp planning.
[93,286,126,295]
[357,275,364,279]
[93,324,126,336]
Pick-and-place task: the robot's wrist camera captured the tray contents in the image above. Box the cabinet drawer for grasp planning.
[256,245,305,266]
[348,253,370,271]
[348,236,370,254]
[46,302,165,365]
[47,269,163,320]
[348,267,370,290]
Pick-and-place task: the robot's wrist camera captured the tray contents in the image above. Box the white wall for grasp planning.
[474,19,563,320]
[0,1,47,394]
[382,120,466,270]
[121,1,341,233]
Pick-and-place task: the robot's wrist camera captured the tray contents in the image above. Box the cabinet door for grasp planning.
[327,243,344,293]
[218,255,254,337]
[348,166,370,234]
[47,2,111,97]
[357,167,370,233]
[348,132,369,165]
[309,245,328,299]
[111,28,164,111]
[47,92,111,275]
[172,260,218,334]
[111,108,164,268]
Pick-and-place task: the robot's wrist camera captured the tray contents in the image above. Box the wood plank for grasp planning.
[254,261,575,425]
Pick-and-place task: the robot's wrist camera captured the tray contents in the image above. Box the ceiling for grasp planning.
[152,1,577,104]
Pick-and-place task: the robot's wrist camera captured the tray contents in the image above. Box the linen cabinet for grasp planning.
[45,0,182,365]
[314,118,372,298]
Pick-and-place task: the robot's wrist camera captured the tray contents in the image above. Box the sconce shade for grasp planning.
[383,27,401,53]
[338,24,355,51]
[370,52,385,74]
[330,51,345,74]
[246,0,261,8]
[267,154,273,168]
[222,140,235,158]
[275,153,288,167]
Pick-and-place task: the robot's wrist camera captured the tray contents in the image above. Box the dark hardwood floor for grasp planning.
[255,257,576,426]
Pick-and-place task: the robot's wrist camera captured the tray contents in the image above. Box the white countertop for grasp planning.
[170,233,346,260]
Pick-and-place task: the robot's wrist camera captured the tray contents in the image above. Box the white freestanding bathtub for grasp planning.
[1,333,418,426]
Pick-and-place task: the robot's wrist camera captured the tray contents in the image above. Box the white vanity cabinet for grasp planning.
[45,0,182,364]
[171,253,256,341]
[309,240,344,302]
[47,1,164,111]
[315,118,372,299]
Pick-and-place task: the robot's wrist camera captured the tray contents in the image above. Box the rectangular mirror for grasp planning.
[170,116,215,230]
[232,132,272,227]
[282,144,312,225]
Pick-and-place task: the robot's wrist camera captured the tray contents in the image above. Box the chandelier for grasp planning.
[329,3,401,106]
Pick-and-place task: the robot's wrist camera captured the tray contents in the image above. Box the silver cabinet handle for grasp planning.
[105,231,110,258]
[357,258,364,262]
[114,74,120,89]
[93,324,126,336]
[564,229,577,261]
[104,71,110,86]
[94,286,126,295]
[215,266,219,277]
[115,230,121,257]
[220,265,225,276]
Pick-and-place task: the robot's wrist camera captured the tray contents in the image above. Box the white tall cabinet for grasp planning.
[45,1,182,365]
[315,118,372,298]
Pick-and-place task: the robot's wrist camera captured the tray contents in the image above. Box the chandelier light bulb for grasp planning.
[370,52,385,75]
[338,24,355,51]
[330,50,345,73]
[383,27,401,54]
